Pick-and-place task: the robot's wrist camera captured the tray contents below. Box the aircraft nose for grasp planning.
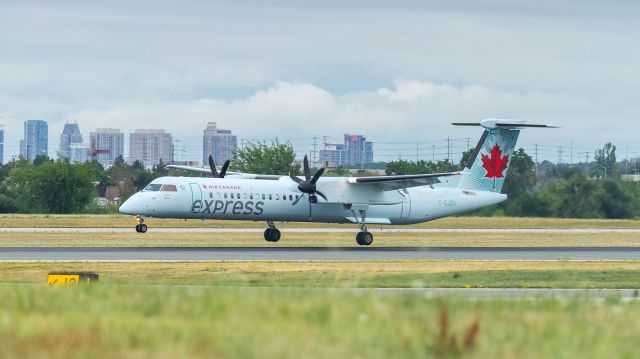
[119,194,142,215]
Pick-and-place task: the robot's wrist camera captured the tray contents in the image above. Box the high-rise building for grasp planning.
[129,129,174,168]
[0,125,4,165]
[20,120,48,162]
[59,122,83,159]
[319,143,347,167]
[90,128,124,167]
[69,143,90,163]
[344,134,373,167]
[202,122,237,166]
[319,134,373,167]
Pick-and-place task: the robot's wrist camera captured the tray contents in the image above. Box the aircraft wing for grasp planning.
[167,165,212,174]
[167,164,282,180]
[347,172,461,191]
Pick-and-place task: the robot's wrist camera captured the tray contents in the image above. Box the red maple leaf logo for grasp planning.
[481,145,509,178]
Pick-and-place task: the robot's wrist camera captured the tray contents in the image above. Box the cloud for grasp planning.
[2,1,640,161]
[9,79,611,163]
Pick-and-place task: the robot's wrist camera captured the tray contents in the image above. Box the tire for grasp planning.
[135,224,141,233]
[360,232,373,246]
[270,229,281,242]
[355,232,364,245]
[139,224,148,233]
[264,228,273,242]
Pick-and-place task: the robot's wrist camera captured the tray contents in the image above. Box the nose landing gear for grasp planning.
[134,215,148,233]
[264,221,281,242]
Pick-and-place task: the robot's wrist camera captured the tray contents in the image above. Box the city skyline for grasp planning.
[1,2,639,165]
[0,118,637,169]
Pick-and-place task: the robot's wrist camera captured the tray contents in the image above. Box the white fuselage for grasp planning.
[119,176,507,225]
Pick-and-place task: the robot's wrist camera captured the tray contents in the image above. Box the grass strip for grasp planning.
[3,261,640,288]
[1,284,640,358]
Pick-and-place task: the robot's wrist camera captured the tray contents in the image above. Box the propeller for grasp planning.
[290,155,327,205]
[208,155,230,178]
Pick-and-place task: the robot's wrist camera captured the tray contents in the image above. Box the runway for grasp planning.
[1,227,639,233]
[3,246,640,261]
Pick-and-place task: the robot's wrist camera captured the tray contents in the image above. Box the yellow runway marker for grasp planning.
[47,272,98,286]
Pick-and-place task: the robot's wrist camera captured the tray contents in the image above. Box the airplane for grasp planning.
[119,119,555,245]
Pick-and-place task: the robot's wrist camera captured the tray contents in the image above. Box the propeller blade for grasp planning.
[315,190,327,201]
[303,155,311,181]
[208,155,219,177]
[292,194,304,206]
[310,167,325,184]
[289,175,303,184]
[219,160,230,178]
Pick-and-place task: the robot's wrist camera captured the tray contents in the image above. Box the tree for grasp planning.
[502,148,536,198]
[233,140,301,175]
[6,159,96,213]
[33,154,52,166]
[594,142,617,178]
[385,159,458,175]
[385,160,429,175]
[152,160,169,177]
[599,180,634,218]
[542,173,603,218]
[459,148,473,169]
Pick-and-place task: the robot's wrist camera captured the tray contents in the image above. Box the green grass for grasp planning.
[0,214,639,229]
[4,262,640,289]
[3,263,640,357]
[1,284,639,358]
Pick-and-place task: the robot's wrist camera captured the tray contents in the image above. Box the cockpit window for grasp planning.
[144,184,162,192]
[160,184,177,192]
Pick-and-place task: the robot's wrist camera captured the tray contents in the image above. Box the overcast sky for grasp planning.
[1,0,639,163]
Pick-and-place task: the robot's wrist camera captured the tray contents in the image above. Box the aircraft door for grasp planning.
[189,183,203,214]
[399,189,411,218]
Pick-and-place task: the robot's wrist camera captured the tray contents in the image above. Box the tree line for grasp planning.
[0,140,637,219]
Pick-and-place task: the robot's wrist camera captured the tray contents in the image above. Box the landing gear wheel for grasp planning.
[264,228,281,242]
[356,231,373,246]
[137,224,148,233]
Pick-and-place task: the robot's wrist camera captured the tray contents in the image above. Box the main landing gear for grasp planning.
[134,215,148,233]
[352,209,373,246]
[264,221,281,242]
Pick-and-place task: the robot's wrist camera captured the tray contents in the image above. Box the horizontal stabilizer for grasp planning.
[453,119,559,130]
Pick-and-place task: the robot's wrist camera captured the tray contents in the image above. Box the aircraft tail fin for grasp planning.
[454,119,557,193]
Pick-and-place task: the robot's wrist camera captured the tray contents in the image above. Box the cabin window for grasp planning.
[250,194,254,200]
[268,194,272,200]
[243,193,248,200]
[289,195,293,201]
[224,193,228,199]
[275,194,280,200]
[261,194,266,200]
[143,184,162,192]
[237,193,240,199]
[160,184,177,192]
[209,192,213,199]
